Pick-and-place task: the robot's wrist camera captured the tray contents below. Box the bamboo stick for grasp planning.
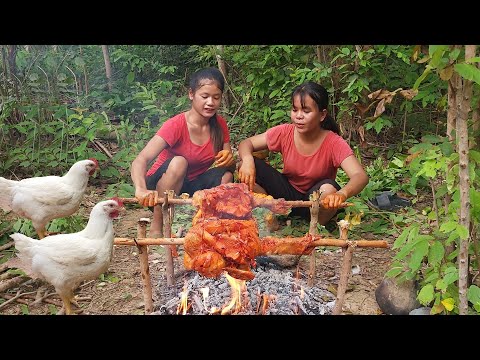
[310,239,388,248]
[119,196,353,209]
[333,220,354,315]
[137,218,153,314]
[115,238,185,246]
[162,191,175,286]
[114,236,388,249]
[308,190,321,287]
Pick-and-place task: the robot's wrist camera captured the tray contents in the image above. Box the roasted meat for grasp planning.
[183,183,315,280]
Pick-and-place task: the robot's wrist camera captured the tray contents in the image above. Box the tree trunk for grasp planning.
[457,44,475,315]
[7,45,19,100]
[101,45,113,92]
[444,45,460,250]
[472,59,480,149]
[80,45,89,95]
[0,46,7,96]
[215,45,230,109]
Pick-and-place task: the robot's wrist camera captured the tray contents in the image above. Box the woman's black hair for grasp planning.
[291,81,340,135]
[189,67,225,153]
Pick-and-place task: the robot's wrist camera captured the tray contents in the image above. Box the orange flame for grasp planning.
[221,272,247,315]
[176,281,189,315]
[199,287,210,312]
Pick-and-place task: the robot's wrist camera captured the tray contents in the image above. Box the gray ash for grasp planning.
[152,267,335,315]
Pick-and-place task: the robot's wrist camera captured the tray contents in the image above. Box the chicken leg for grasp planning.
[37,228,47,240]
[60,295,73,315]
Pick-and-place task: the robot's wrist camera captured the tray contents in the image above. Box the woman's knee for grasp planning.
[319,183,337,198]
[166,156,188,177]
[221,171,233,184]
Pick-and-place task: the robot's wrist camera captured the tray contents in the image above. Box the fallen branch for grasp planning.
[0,293,30,306]
[0,263,11,273]
[92,140,113,159]
[0,276,28,293]
[0,271,16,281]
[0,241,14,251]
[0,290,36,310]
[80,280,95,289]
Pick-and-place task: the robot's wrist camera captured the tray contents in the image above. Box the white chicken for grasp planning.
[0,158,98,239]
[9,198,123,315]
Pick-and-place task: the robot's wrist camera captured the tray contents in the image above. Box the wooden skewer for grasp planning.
[114,236,388,249]
[119,197,353,209]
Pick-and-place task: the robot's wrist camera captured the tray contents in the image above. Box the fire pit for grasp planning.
[116,183,389,315]
[153,266,336,315]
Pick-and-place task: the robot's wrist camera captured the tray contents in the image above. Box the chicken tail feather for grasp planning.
[10,232,36,255]
[0,177,15,211]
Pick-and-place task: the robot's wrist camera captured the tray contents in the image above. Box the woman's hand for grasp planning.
[135,188,159,207]
[215,149,235,168]
[321,191,347,210]
[238,159,256,191]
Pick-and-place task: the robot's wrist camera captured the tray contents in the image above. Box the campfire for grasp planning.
[116,182,389,315]
[155,267,336,315]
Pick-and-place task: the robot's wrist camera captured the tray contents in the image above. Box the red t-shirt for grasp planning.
[266,124,354,193]
[146,113,230,181]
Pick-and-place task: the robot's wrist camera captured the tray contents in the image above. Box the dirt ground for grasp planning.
[0,186,395,315]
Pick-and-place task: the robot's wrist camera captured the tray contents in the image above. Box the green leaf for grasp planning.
[471,151,480,164]
[449,48,461,61]
[393,227,410,249]
[443,271,458,286]
[440,221,457,233]
[428,241,445,266]
[408,239,429,272]
[467,285,480,308]
[20,304,29,315]
[456,224,469,240]
[454,63,480,86]
[414,66,432,90]
[127,71,135,83]
[269,89,280,99]
[391,157,404,168]
[424,271,439,283]
[385,266,403,278]
[48,304,58,315]
[466,57,480,64]
[418,284,434,305]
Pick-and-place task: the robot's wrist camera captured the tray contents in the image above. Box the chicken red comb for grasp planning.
[111,197,124,207]
[89,158,99,167]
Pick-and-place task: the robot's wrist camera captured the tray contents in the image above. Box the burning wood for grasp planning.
[155,268,335,315]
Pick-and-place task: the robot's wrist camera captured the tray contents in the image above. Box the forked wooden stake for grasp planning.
[333,220,354,315]
[162,190,175,286]
[308,190,321,287]
[136,218,153,314]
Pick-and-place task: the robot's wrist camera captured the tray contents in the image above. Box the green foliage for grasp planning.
[10,215,86,238]
[385,133,480,314]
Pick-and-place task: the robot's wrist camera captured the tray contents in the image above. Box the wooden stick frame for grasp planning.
[115,193,388,315]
